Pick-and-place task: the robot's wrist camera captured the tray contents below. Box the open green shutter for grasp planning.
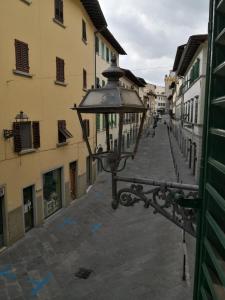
[194,1,225,299]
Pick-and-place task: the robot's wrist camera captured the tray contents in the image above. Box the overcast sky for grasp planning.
[98,0,209,85]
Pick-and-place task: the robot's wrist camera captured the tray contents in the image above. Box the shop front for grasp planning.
[43,168,62,218]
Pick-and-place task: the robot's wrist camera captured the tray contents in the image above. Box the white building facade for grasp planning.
[172,35,208,183]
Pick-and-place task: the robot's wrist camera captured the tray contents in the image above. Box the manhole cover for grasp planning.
[75,268,93,279]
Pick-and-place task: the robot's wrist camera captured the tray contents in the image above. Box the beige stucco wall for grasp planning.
[0,0,97,245]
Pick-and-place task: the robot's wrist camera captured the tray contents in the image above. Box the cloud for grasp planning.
[98,0,209,85]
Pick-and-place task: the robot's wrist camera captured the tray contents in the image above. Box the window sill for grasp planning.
[53,18,66,28]
[57,142,68,147]
[20,0,32,4]
[55,81,67,87]
[19,149,36,156]
[82,38,88,45]
[13,70,33,78]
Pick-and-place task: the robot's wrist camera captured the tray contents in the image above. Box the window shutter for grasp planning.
[32,121,40,149]
[13,122,22,153]
[56,57,65,82]
[15,40,29,73]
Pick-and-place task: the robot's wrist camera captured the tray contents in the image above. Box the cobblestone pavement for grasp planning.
[0,123,193,300]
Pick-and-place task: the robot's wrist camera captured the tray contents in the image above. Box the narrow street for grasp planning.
[0,123,193,300]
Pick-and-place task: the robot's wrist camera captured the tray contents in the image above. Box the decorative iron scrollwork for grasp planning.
[116,183,198,237]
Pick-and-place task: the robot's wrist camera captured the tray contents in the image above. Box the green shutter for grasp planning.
[194,1,225,299]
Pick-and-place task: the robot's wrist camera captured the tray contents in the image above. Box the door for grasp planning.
[86,156,92,187]
[70,161,77,199]
[23,186,34,232]
[194,1,225,298]
[0,195,4,247]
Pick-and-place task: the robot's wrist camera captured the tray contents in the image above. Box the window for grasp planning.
[56,57,65,83]
[190,99,194,123]
[83,69,87,89]
[14,39,29,73]
[106,47,109,63]
[58,120,73,144]
[55,0,63,23]
[195,97,199,123]
[96,114,100,131]
[82,19,87,42]
[83,119,90,138]
[95,36,99,54]
[13,121,40,152]
[101,42,105,59]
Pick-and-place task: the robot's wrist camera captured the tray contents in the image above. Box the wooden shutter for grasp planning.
[194,1,225,299]
[15,39,29,73]
[56,57,65,82]
[13,122,22,153]
[32,121,40,149]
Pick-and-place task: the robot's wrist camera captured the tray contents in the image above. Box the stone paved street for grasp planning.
[0,123,193,300]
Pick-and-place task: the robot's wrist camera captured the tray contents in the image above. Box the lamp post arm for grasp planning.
[113,175,200,237]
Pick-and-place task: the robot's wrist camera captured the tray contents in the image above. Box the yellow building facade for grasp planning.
[0,0,109,247]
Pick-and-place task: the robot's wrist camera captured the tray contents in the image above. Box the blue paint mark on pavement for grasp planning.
[0,265,16,280]
[95,192,104,198]
[58,217,77,229]
[91,223,102,234]
[30,272,52,296]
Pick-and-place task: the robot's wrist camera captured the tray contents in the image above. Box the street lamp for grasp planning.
[72,56,147,208]
[72,57,199,236]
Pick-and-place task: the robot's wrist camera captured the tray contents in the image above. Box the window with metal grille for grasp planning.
[56,57,65,83]
[15,39,29,73]
[58,120,73,144]
[82,19,87,42]
[13,121,40,152]
[83,120,90,138]
[55,0,63,23]
[83,69,87,89]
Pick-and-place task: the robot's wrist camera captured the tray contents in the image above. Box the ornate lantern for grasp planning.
[72,56,146,177]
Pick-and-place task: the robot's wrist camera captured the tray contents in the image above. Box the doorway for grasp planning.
[0,194,4,248]
[69,161,77,200]
[86,156,92,187]
[23,186,34,232]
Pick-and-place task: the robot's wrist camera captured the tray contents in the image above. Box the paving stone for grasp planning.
[0,123,193,299]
